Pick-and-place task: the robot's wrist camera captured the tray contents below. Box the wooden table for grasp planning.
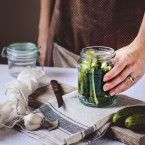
[0,64,145,145]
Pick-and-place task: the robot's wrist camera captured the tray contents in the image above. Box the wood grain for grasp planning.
[107,126,145,145]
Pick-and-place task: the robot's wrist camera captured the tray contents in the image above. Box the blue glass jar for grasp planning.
[1,42,42,77]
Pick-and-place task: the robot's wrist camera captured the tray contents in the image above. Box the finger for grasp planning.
[104,56,128,82]
[121,75,144,92]
[103,65,132,91]
[109,78,131,96]
[109,72,139,96]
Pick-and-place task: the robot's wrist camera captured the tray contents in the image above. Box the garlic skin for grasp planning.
[23,112,44,131]
[0,102,13,127]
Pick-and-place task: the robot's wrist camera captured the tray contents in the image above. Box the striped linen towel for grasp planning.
[20,90,144,145]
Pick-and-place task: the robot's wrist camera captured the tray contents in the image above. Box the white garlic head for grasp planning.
[23,112,44,131]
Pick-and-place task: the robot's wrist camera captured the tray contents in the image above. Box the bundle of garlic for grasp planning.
[0,67,47,128]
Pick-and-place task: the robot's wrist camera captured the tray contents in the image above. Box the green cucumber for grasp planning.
[79,71,89,98]
[94,67,111,104]
[89,67,98,104]
[78,72,84,98]
[94,67,105,97]
[91,58,97,67]
[79,50,96,98]
[101,61,113,73]
[125,114,145,130]
[113,106,145,126]
[83,71,89,97]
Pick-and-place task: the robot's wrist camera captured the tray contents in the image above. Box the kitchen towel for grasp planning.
[18,87,145,145]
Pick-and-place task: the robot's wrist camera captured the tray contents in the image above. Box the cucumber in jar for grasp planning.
[79,50,113,105]
[89,66,99,104]
[79,50,95,98]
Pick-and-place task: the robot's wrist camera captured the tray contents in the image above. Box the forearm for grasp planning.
[136,13,145,44]
[132,13,145,56]
[39,0,53,32]
[38,0,54,65]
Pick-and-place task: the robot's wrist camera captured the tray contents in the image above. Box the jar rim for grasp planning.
[80,46,116,60]
[8,42,37,51]
[7,42,38,57]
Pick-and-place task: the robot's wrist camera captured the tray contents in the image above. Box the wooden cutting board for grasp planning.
[28,83,145,145]
[107,126,145,145]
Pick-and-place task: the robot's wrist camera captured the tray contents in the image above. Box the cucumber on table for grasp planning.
[125,114,145,130]
[113,106,145,126]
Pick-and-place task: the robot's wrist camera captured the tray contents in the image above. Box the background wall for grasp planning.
[0,0,40,64]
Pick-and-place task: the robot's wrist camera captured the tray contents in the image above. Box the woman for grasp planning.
[38,0,145,96]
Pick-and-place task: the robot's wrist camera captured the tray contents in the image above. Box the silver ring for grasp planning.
[127,75,134,83]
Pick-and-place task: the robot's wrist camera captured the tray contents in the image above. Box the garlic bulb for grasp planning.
[23,112,59,131]
[23,112,44,131]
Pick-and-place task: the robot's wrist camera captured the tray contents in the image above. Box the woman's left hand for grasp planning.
[103,42,145,96]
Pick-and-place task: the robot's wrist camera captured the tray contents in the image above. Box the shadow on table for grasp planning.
[44,69,74,78]
[0,128,18,141]
[107,94,145,108]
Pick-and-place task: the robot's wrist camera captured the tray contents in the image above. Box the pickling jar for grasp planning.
[1,42,42,77]
[77,46,117,107]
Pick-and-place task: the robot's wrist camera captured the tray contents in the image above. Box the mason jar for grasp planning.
[1,42,42,77]
[78,46,117,107]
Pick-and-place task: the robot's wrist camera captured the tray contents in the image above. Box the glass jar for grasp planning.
[1,42,42,77]
[78,46,117,107]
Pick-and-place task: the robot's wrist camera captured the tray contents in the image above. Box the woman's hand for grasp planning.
[103,13,145,96]
[103,42,145,96]
[38,32,48,66]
